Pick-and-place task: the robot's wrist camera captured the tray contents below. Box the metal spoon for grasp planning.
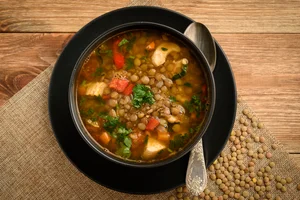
[184,22,216,196]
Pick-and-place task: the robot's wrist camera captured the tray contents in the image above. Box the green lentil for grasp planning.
[176,187,183,192]
[286,177,292,183]
[281,186,287,192]
[276,182,283,189]
[169,196,176,200]
[281,179,286,185]
[269,162,275,168]
[276,175,281,182]
[216,179,222,185]
[271,144,277,150]
[176,192,183,198]
[258,122,264,129]
[209,192,215,197]
[266,186,271,191]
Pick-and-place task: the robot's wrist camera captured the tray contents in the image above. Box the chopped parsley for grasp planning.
[81,80,87,86]
[92,67,104,77]
[161,47,168,51]
[132,84,155,108]
[95,95,105,105]
[184,82,192,87]
[79,96,86,106]
[169,133,189,151]
[118,38,129,47]
[99,49,113,57]
[125,57,135,70]
[126,36,136,51]
[172,64,188,80]
[183,95,203,117]
[169,96,177,102]
[98,114,132,158]
[144,135,149,144]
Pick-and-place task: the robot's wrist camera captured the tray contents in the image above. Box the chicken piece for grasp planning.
[151,42,181,67]
[142,137,166,160]
[86,119,99,128]
[172,58,188,75]
[85,82,107,96]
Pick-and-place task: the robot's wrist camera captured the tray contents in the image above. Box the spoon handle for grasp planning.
[186,139,207,196]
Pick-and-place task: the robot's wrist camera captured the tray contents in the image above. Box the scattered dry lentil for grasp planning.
[297,184,300,190]
[266,152,272,159]
[271,144,277,150]
[286,177,292,183]
[258,122,264,129]
[269,162,275,168]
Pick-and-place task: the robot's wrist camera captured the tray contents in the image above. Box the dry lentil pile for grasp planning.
[167,96,300,200]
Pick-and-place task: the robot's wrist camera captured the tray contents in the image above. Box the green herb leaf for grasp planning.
[144,135,149,144]
[169,133,189,151]
[126,37,136,51]
[99,49,113,57]
[169,96,177,103]
[101,116,120,133]
[95,95,105,105]
[124,137,132,147]
[92,67,104,77]
[172,64,188,80]
[81,80,87,86]
[125,57,135,70]
[132,84,155,108]
[183,95,203,117]
[116,143,131,158]
[79,96,86,106]
[161,47,168,51]
[118,38,129,47]
[184,82,192,87]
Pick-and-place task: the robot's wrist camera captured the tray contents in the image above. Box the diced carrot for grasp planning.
[123,83,135,95]
[146,41,155,50]
[78,85,86,96]
[157,131,170,142]
[190,112,197,120]
[102,94,110,100]
[99,131,111,145]
[109,78,130,92]
[146,117,160,131]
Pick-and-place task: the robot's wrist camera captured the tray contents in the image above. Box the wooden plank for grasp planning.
[0,33,73,105]
[0,0,300,33]
[0,33,299,154]
[214,34,300,153]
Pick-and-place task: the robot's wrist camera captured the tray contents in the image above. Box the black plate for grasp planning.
[48,6,236,194]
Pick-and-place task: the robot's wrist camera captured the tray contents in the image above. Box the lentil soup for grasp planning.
[76,29,210,162]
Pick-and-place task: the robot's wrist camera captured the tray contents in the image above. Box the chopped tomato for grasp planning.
[109,78,130,92]
[146,117,160,131]
[102,94,110,100]
[113,39,125,69]
[146,41,155,50]
[202,84,207,95]
[123,83,135,95]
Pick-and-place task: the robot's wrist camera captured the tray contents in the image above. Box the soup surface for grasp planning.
[77,30,209,162]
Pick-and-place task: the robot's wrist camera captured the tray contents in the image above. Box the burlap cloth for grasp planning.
[1,3,300,199]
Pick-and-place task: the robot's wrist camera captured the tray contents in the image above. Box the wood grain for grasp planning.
[0,33,299,158]
[0,0,300,33]
[0,33,73,105]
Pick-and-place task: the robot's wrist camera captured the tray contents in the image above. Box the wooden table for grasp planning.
[1,0,299,166]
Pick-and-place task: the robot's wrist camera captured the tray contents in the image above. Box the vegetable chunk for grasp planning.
[151,42,180,67]
[85,82,107,96]
[142,137,166,159]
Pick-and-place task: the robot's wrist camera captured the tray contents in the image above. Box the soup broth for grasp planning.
[77,30,209,162]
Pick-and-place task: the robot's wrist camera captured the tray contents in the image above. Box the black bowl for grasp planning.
[68,21,216,168]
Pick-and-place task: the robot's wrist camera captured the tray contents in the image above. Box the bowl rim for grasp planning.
[68,21,216,168]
